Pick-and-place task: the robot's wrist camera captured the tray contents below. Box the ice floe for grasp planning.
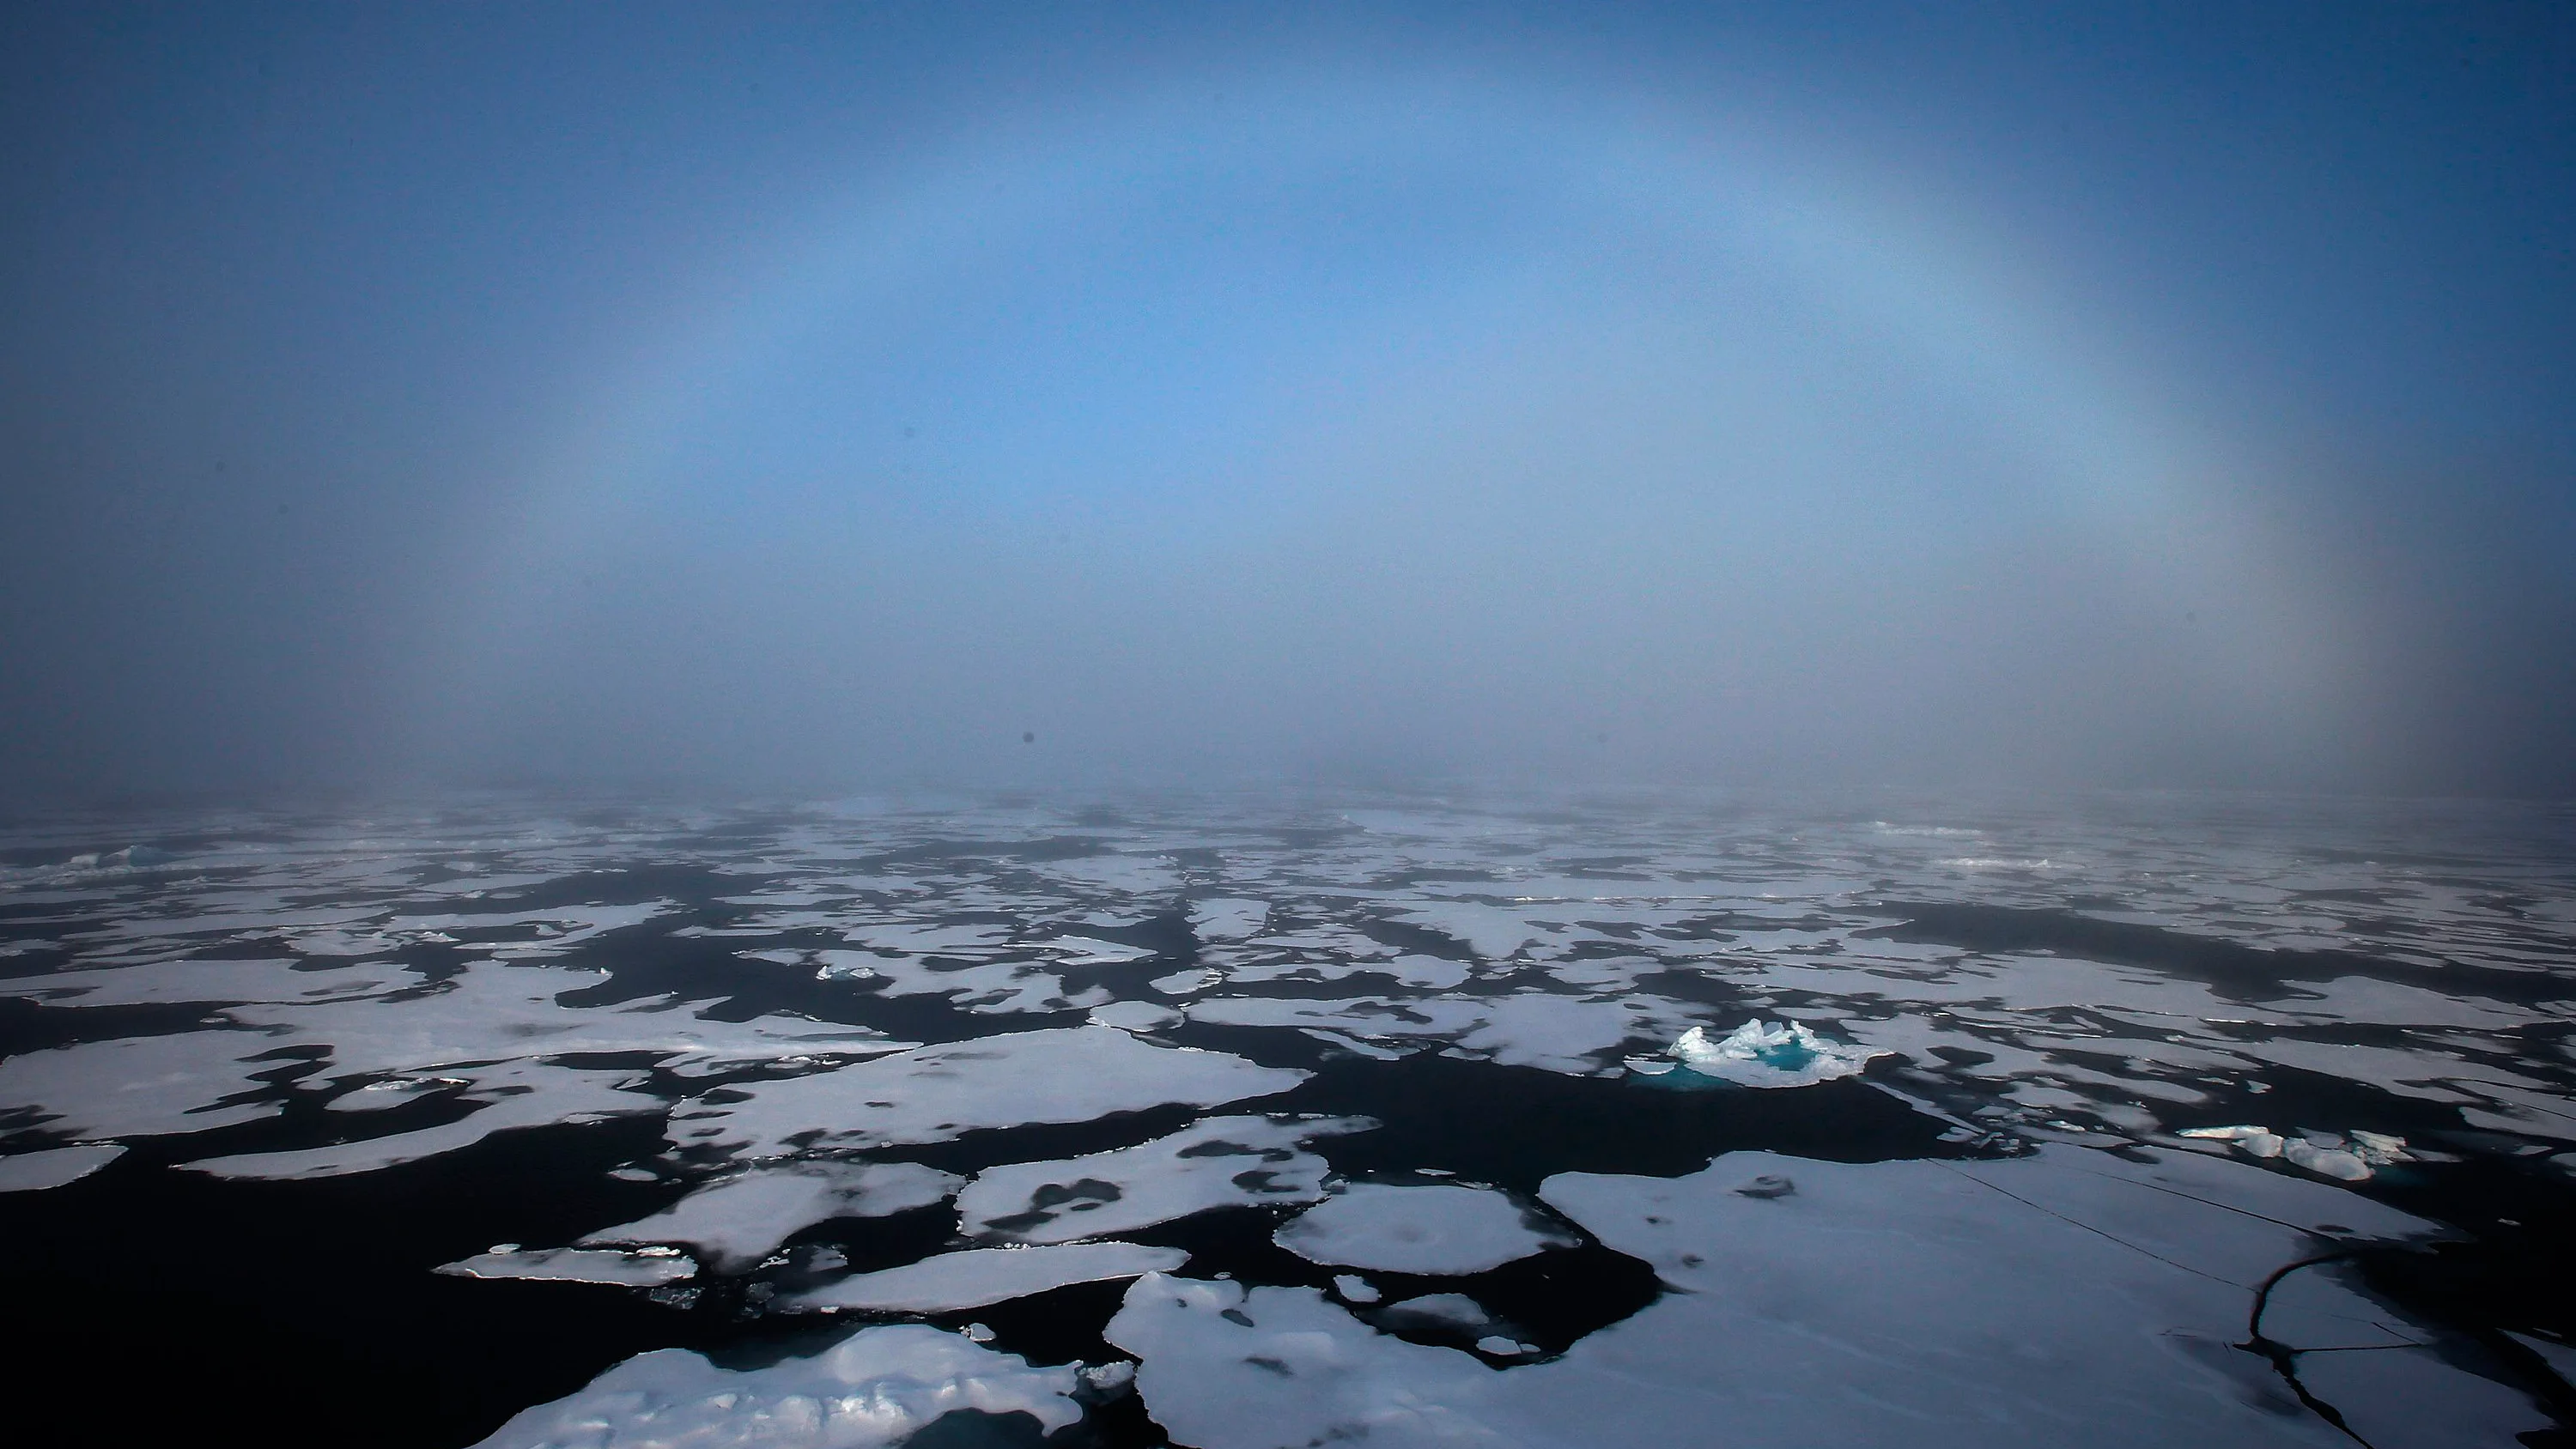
[957,1114,1375,1245]
[471,1323,1089,1448]
[666,1027,1309,1161]
[1188,898,1270,942]
[582,1161,963,1272]
[0,1142,124,1191]
[1274,1183,1575,1275]
[437,1245,698,1287]
[1105,1274,1510,1449]
[0,1030,288,1140]
[1668,1019,1887,1087]
[782,1241,1190,1313]
[179,1059,656,1179]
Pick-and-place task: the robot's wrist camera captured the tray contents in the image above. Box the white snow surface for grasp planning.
[583,1161,963,1272]
[782,1241,1191,1313]
[665,1027,1309,1161]
[470,1323,1087,1448]
[1274,1183,1575,1275]
[957,1114,1375,1245]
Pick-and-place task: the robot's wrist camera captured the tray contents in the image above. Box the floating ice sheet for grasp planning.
[667,1027,1309,1161]
[583,1161,963,1272]
[1274,1183,1575,1275]
[1106,1274,1508,1449]
[958,1114,1375,1245]
[179,1059,655,1180]
[0,1142,124,1191]
[437,1246,697,1288]
[0,1030,287,1140]
[471,1323,1087,1449]
[783,1241,1190,1313]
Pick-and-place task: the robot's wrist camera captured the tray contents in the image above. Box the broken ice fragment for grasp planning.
[2283,1139,2373,1181]
[2178,1125,2287,1159]
[1668,1020,1886,1088]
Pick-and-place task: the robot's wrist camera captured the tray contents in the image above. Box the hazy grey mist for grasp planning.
[3,3,2570,803]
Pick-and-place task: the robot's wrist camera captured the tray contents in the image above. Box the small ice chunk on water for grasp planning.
[781,1241,1189,1313]
[470,1323,1085,1449]
[960,1114,1373,1245]
[1333,1274,1381,1304]
[1090,1001,1183,1034]
[1623,1056,1675,1076]
[437,1246,699,1287]
[1668,1020,1886,1087]
[1275,1183,1575,1275]
[583,1161,963,1272]
[2178,1125,2286,1159]
[1474,1336,1528,1357]
[2283,1139,2373,1181]
[1150,967,1220,995]
[0,1143,124,1192]
[1379,1293,1498,1332]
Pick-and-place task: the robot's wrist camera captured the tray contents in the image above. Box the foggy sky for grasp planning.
[3,3,2571,803]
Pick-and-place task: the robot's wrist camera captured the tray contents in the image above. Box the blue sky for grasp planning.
[3,3,2569,797]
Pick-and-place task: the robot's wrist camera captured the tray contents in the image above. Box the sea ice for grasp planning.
[957,1114,1375,1245]
[781,1241,1190,1313]
[1668,1019,1886,1087]
[436,1246,698,1288]
[2178,1124,2287,1158]
[1188,898,1270,942]
[1104,1274,1510,1449]
[0,1142,124,1191]
[583,1161,963,1272]
[471,1323,1088,1449]
[179,1059,655,1180]
[0,1029,287,1140]
[665,1027,1309,1161]
[1274,1183,1575,1275]
[1089,1001,1183,1034]
[0,957,404,1009]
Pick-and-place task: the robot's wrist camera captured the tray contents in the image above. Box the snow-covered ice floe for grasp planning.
[781,1241,1190,1313]
[1666,1019,1886,1087]
[1105,1146,2533,1449]
[437,1245,698,1287]
[471,1323,1088,1448]
[0,1142,124,1191]
[665,1027,1309,1160]
[582,1161,962,1272]
[1274,1182,1576,1276]
[957,1114,1376,1245]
